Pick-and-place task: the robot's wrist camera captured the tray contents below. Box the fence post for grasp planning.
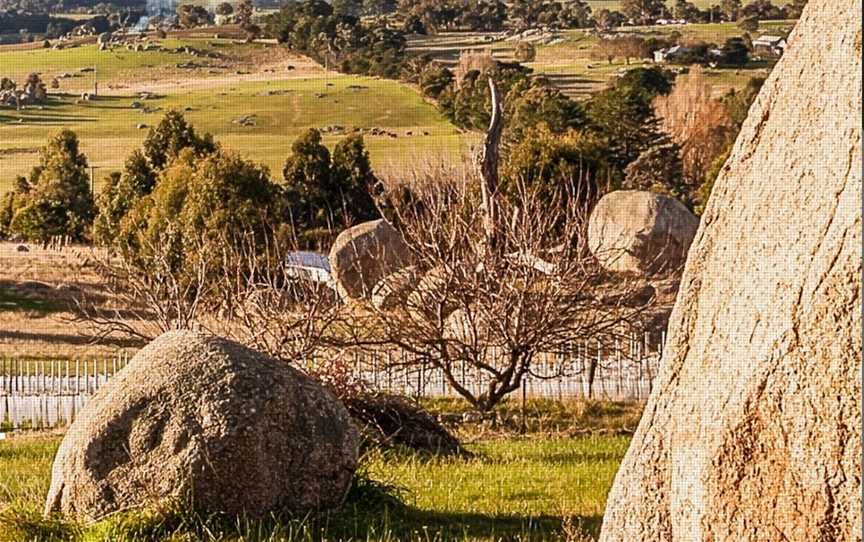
[521,378,527,433]
[643,332,652,394]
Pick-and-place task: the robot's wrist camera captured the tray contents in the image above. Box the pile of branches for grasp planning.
[344,392,466,456]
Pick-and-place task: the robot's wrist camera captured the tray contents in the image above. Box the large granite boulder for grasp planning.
[45,331,360,521]
[587,190,699,276]
[600,1,862,540]
[329,219,412,302]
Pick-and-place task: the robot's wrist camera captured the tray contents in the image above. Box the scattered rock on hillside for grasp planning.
[329,219,412,302]
[600,1,862,539]
[587,190,698,276]
[44,331,360,521]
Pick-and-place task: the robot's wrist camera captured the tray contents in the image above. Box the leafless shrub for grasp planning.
[342,166,652,411]
[211,228,347,372]
[72,231,214,343]
[653,66,735,185]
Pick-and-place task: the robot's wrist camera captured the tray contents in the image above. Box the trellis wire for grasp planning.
[0,332,663,431]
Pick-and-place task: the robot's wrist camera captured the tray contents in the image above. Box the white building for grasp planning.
[752,35,787,56]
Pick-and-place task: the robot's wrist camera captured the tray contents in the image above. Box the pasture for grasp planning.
[410,21,789,99]
[0,426,630,540]
[0,40,474,194]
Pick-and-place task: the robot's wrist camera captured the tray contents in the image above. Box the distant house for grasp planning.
[654,45,690,63]
[752,35,787,56]
[285,251,334,287]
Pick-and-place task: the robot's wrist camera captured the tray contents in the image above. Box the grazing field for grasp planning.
[0,242,140,361]
[412,21,789,99]
[586,0,792,9]
[0,433,628,541]
[0,40,474,194]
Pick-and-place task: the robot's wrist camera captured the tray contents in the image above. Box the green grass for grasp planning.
[0,42,475,193]
[0,434,628,541]
[0,40,208,87]
[0,75,471,194]
[488,22,783,99]
[0,286,65,315]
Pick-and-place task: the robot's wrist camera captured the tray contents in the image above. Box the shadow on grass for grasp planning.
[0,501,602,542]
[0,284,67,315]
[0,329,145,349]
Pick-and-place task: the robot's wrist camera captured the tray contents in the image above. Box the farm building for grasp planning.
[654,45,691,63]
[752,35,787,56]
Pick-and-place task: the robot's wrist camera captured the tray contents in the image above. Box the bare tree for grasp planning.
[72,230,214,343]
[211,228,346,368]
[653,66,735,187]
[342,169,651,411]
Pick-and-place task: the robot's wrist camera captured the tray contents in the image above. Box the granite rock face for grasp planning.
[45,331,360,521]
[329,219,412,302]
[600,1,862,540]
[588,190,699,276]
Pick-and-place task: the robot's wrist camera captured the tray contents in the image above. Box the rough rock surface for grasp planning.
[329,219,412,302]
[371,266,420,311]
[45,331,360,521]
[600,2,862,541]
[587,190,699,276]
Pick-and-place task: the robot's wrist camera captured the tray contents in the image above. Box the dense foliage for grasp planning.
[0,130,94,242]
[282,129,380,248]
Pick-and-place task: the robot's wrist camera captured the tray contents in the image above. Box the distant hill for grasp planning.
[0,0,146,14]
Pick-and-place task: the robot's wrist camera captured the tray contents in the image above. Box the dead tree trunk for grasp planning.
[480,77,503,253]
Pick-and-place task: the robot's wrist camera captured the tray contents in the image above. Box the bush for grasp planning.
[282,129,379,248]
[142,110,217,171]
[623,141,689,205]
[94,112,216,245]
[7,130,94,242]
[116,148,280,276]
[502,124,609,207]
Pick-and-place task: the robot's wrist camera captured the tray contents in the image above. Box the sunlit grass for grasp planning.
[0,429,629,540]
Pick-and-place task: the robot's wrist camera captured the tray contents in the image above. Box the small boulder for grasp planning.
[44,331,360,521]
[587,190,698,276]
[329,219,412,302]
[371,266,420,310]
[15,244,29,253]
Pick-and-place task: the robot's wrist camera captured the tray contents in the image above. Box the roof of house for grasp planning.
[753,35,786,46]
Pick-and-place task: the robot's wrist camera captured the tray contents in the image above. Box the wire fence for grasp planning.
[0,333,664,430]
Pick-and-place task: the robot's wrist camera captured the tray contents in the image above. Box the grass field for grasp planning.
[0,432,628,541]
[412,21,788,100]
[586,0,792,9]
[0,40,475,194]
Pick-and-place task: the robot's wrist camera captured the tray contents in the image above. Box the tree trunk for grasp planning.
[480,77,503,254]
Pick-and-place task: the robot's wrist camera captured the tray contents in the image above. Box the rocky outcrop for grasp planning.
[587,190,699,276]
[329,219,412,302]
[600,2,862,541]
[45,331,360,521]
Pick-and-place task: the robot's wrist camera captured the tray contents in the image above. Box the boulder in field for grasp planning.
[371,266,420,310]
[329,219,412,302]
[587,190,698,276]
[600,1,861,540]
[45,331,360,521]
